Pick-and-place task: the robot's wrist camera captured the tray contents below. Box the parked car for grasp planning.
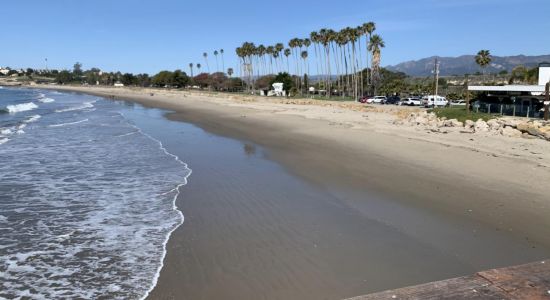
[359,96,372,103]
[422,95,448,107]
[401,97,422,106]
[384,96,401,105]
[365,96,387,104]
[450,100,466,106]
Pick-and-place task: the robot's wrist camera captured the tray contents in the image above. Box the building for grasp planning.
[468,63,550,118]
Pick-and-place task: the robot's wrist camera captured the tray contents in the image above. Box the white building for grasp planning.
[468,63,549,118]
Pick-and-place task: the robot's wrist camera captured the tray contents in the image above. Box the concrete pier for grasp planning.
[346,260,550,299]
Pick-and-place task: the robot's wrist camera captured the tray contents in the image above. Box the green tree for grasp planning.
[172,69,189,87]
[73,62,83,76]
[270,72,294,94]
[56,70,73,84]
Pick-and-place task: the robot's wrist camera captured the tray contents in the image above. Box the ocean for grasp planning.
[0,87,191,299]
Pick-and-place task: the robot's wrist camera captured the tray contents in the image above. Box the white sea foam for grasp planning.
[0,104,192,298]
[0,138,9,144]
[38,97,55,103]
[49,119,89,127]
[124,115,192,300]
[5,102,38,113]
[1,128,13,136]
[24,115,41,123]
[55,101,95,113]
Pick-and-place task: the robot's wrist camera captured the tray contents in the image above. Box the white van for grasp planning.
[422,95,448,107]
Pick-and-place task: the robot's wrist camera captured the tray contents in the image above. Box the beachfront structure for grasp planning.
[468,63,550,118]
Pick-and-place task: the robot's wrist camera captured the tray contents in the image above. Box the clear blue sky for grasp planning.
[3,0,549,74]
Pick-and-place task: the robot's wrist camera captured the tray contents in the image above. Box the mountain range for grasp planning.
[386,54,550,77]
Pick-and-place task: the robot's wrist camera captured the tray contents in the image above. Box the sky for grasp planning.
[3,0,550,74]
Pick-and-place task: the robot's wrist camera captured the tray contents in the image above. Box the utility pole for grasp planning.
[545,82,549,121]
[433,58,440,107]
[465,75,470,113]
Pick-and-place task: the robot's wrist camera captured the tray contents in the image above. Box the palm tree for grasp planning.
[203,52,210,73]
[362,22,376,94]
[368,34,385,95]
[220,49,225,74]
[214,50,219,73]
[227,67,234,77]
[284,48,291,73]
[301,50,309,94]
[266,45,275,74]
[196,63,201,75]
[275,43,284,72]
[475,50,492,81]
[189,63,194,77]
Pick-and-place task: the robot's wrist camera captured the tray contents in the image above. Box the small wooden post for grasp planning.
[545,82,549,121]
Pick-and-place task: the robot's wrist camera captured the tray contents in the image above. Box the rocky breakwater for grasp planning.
[395,111,550,141]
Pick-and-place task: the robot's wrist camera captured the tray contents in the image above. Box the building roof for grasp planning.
[468,85,546,93]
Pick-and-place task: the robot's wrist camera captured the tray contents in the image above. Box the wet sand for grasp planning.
[35,86,550,299]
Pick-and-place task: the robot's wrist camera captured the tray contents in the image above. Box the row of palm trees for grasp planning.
[235,22,385,99]
[188,49,228,79]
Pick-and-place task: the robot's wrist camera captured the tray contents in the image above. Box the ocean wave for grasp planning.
[24,115,41,123]
[4,102,38,113]
[49,119,89,127]
[38,97,55,103]
[1,128,13,136]
[0,138,9,145]
[55,101,95,113]
[0,112,192,298]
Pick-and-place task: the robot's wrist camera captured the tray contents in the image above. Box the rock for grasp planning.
[449,119,463,127]
[517,123,543,137]
[474,119,489,132]
[502,118,523,128]
[486,119,501,131]
[414,116,428,125]
[500,126,522,138]
[464,120,475,129]
[522,132,536,139]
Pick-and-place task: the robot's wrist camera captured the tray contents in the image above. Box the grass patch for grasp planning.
[429,107,496,123]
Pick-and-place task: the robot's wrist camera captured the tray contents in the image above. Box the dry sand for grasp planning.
[34,85,550,299]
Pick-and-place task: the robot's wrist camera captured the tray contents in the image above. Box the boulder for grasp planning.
[486,119,501,131]
[449,119,463,127]
[474,119,489,132]
[500,126,522,138]
[516,123,543,137]
[464,120,475,129]
[501,118,523,128]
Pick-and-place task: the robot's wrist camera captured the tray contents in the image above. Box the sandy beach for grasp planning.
[33,85,550,299]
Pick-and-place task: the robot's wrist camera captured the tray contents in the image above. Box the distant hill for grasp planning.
[386,54,550,77]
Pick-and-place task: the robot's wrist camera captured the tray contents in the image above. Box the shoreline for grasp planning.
[27,84,550,298]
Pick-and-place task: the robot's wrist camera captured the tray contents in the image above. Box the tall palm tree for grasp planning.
[275,43,284,73]
[266,45,275,74]
[203,52,210,73]
[196,63,201,75]
[362,22,376,94]
[227,67,234,78]
[368,34,385,95]
[214,50,219,73]
[189,63,194,77]
[475,50,492,81]
[220,49,225,74]
[301,50,309,93]
[284,48,291,73]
